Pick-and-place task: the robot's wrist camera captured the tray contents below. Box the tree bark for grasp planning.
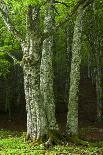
[66,5,84,136]
[65,20,74,102]
[40,0,58,130]
[22,36,47,140]
[21,5,48,140]
[86,4,96,83]
[0,0,91,141]
[95,31,102,122]
[85,4,102,121]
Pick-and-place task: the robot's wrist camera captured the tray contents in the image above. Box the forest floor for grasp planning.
[0,130,103,155]
[0,111,103,154]
[0,69,103,154]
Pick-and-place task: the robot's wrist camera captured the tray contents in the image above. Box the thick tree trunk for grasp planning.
[22,37,47,140]
[66,6,84,136]
[40,0,58,130]
[20,5,48,141]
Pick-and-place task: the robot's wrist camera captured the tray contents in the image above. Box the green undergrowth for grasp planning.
[0,130,103,155]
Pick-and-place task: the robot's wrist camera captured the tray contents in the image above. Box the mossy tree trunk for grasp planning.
[86,4,96,83]
[95,48,102,122]
[21,6,47,140]
[95,27,102,122]
[0,0,91,142]
[40,0,58,130]
[93,3,102,122]
[66,5,84,136]
[65,20,74,102]
[87,14,95,81]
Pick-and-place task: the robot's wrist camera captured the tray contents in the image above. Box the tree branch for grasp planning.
[2,50,22,66]
[83,0,94,9]
[52,5,60,16]
[40,0,68,8]
[42,0,93,40]
[0,1,24,43]
[54,1,69,8]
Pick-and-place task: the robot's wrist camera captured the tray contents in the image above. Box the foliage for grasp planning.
[0,18,21,77]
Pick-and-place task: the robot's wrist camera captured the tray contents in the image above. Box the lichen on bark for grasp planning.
[40,0,58,131]
[67,5,84,136]
[21,6,48,141]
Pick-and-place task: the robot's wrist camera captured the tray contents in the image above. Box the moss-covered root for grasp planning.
[44,130,65,148]
[67,135,89,146]
[24,131,89,148]
[24,130,65,148]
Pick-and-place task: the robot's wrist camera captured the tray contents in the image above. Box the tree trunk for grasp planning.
[40,0,58,130]
[65,20,74,102]
[86,4,96,83]
[95,34,102,122]
[66,6,84,136]
[86,4,102,121]
[22,36,47,140]
[96,53,102,122]
[21,5,48,140]
[93,3,102,122]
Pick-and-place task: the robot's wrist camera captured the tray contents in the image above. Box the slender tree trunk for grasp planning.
[96,53,102,121]
[87,4,96,83]
[40,0,58,130]
[87,33,95,81]
[86,4,102,121]
[66,6,84,136]
[65,20,74,102]
[95,35,102,122]
[93,3,102,121]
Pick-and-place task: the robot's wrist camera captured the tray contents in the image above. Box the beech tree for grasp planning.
[65,19,74,102]
[86,3,103,122]
[93,2,102,122]
[66,4,84,136]
[40,0,58,130]
[0,0,91,141]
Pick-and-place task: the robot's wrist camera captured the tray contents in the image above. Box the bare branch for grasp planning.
[0,1,24,43]
[2,50,22,66]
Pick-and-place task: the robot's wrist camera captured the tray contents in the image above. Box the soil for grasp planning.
[0,109,26,131]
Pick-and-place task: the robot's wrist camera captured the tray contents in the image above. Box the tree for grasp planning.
[94,3,102,122]
[40,0,58,131]
[0,0,48,140]
[65,19,74,102]
[66,4,84,136]
[0,0,90,141]
[86,2,103,122]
